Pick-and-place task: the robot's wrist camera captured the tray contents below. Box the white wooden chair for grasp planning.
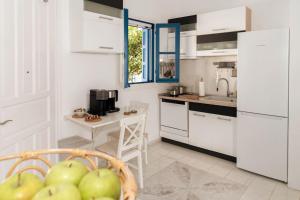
[96,114,146,189]
[108,101,150,165]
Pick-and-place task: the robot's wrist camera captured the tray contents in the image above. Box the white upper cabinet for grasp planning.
[168,31,197,59]
[83,12,123,53]
[197,7,251,35]
[70,0,124,54]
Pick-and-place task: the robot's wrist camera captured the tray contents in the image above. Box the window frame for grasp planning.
[124,12,155,87]
[155,23,181,83]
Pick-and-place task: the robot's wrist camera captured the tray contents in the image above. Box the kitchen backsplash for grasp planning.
[180,56,237,96]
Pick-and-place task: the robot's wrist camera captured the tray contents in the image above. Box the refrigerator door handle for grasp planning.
[238,111,286,120]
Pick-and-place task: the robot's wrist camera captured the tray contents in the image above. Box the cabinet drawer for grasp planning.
[189,111,236,156]
[161,126,188,137]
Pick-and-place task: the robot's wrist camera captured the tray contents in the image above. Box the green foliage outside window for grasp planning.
[128,26,143,82]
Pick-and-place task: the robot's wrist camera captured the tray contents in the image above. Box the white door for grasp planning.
[237,29,289,117]
[237,112,288,181]
[0,0,56,179]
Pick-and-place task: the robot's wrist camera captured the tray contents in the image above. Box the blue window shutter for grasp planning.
[123,9,130,88]
[155,23,180,83]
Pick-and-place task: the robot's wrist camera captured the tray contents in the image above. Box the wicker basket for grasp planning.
[0,149,137,200]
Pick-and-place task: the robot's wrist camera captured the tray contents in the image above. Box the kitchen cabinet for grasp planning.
[196,29,239,57]
[189,111,236,156]
[168,31,197,59]
[70,0,124,53]
[82,11,123,53]
[197,6,251,35]
[188,102,237,157]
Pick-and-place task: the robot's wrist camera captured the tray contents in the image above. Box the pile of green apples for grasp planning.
[0,160,121,200]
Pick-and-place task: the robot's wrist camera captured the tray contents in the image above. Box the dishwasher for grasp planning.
[160,99,188,143]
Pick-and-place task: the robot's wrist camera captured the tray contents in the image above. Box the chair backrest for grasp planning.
[117,114,146,158]
[129,101,149,115]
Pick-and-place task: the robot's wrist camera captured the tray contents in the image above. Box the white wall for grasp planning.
[180,57,237,96]
[56,0,172,143]
[57,0,290,143]
[288,0,300,191]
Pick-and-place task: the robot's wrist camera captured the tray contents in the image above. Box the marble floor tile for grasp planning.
[135,141,300,200]
[139,161,247,200]
[225,168,256,186]
[240,176,277,200]
[270,183,300,200]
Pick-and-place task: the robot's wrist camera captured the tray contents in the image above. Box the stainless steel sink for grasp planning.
[203,96,237,103]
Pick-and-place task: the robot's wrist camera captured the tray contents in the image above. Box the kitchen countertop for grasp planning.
[159,94,237,108]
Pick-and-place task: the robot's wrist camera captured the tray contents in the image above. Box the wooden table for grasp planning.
[64,109,142,148]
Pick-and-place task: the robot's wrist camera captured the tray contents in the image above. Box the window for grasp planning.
[125,16,154,86]
[123,9,180,88]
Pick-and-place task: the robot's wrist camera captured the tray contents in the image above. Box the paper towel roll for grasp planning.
[199,78,205,97]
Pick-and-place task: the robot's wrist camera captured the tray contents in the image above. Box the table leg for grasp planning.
[91,128,96,150]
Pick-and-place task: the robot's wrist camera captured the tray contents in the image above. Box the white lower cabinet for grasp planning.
[189,111,236,156]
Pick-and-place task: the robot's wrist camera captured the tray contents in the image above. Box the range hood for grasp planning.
[197,31,242,57]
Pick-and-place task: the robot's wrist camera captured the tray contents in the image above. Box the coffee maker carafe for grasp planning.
[107,90,120,113]
[89,89,109,116]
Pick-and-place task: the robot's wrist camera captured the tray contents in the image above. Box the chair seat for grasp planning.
[96,141,140,162]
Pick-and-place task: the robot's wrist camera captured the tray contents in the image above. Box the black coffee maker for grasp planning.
[107,90,120,113]
[89,89,109,116]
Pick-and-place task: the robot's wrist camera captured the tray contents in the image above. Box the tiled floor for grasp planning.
[135,141,300,200]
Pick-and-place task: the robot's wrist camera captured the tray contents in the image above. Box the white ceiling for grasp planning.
[124,0,289,30]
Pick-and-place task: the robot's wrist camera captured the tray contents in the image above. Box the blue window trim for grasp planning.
[124,15,155,86]
[155,23,180,83]
[123,9,130,88]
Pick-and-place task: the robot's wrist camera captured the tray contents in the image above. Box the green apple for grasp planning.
[0,173,44,200]
[79,169,121,200]
[32,184,81,200]
[45,160,88,186]
[91,198,115,200]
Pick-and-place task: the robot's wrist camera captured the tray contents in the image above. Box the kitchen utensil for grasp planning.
[168,88,179,97]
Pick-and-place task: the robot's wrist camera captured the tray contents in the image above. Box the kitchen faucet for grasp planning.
[217,78,230,97]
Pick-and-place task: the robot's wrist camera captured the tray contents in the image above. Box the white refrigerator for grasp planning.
[237,29,289,182]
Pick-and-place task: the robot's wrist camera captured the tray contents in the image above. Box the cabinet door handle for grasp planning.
[212,50,226,54]
[99,46,114,50]
[194,113,206,118]
[217,117,231,122]
[0,120,13,126]
[99,16,114,21]
[212,28,228,32]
